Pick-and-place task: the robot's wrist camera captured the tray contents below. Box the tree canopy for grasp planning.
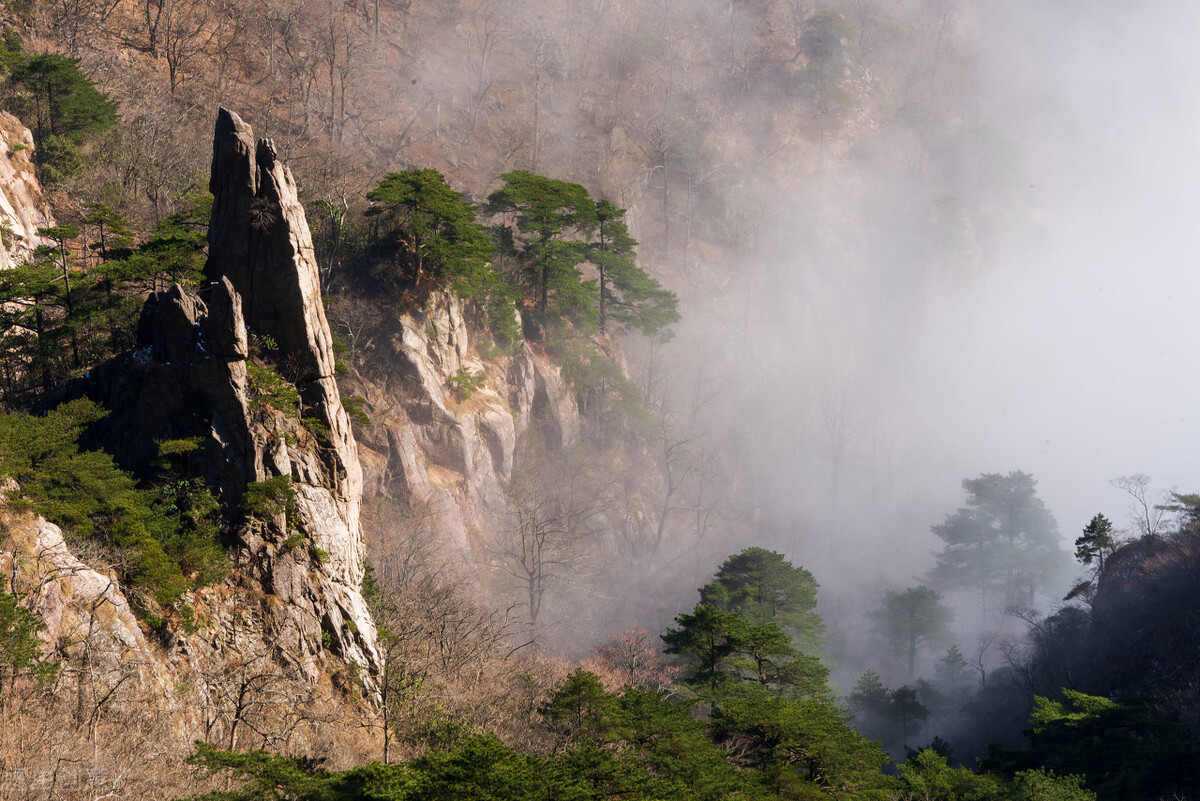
[486,169,597,323]
[985,689,1200,801]
[589,199,678,339]
[699,546,826,654]
[929,471,1067,615]
[664,548,829,698]
[367,168,495,291]
[6,52,117,184]
[1073,513,1115,573]
[868,584,953,678]
[0,398,227,608]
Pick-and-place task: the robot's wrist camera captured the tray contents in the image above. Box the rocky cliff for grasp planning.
[0,483,174,696]
[38,109,379,701]
[0,111,52,269]
[342,291,584,565]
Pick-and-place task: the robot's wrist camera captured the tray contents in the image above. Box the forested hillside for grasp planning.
[0,0,1197,799]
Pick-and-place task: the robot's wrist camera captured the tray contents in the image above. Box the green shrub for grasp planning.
[246,361,300,417]
[449,366,485,399]
[0,399,229,613]
[301,416,332,451]
[302,416,330,441]
[34,133,82,185]
[153,479,229,587]
[332,333,351,372]
[341,395,370,427]
[240,475,298,525]
[551,342,653,437]
[156,437,203,458]
[177,603,199,635]
[0,591,59,687]
[153,436,204,472]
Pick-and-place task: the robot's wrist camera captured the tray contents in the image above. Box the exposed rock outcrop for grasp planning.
[207,108,363,561]
[58,109,378,688]
[344,291,581,563]
[0,498,172,697]
[0,112,52,269]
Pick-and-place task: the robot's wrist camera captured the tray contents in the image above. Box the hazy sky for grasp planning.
[902,1,1200,534]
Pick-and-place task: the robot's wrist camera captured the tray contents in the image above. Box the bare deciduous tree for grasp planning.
[1112,474,1169,539]
[493,475,594,646]
[460,0,515,135]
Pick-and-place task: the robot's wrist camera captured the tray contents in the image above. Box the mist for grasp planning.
[665,0,1200,578]
[7,0,1200,784]
[82,0,1197,684]
[914,0,1200,531]
[561,2,1200,708]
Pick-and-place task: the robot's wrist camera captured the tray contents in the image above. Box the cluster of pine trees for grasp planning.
[179,549,1097,801]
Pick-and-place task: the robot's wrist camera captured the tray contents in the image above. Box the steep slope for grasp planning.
[2,108,382,735]
[341,290,582,563]
[64,109,377,681]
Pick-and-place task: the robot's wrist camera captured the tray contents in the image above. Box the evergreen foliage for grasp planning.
[899,749,1096,801]
[664,548,830,698]
[364,170,523,346]
[367,169,496,291]
[1073,514,1115,572]
[0,591,59,691]
[341,395,371,427]
[83,202,136,261]
[929,472,1068,615]
[4,50,117,185]
[549,340,652,438]
[246,361,301,417]
[180,673,1124,801]
[700,547,826,654]
[185,674,886,801]
[0,398,227,608]
[7,53,117,142]
[847,669,894,743]
[486,170,598,325]
[240,475,298,525]
[710,686,893,799]
[0,192,211,407]
[868,585,953,678]
[483,172,679,345]
[589,199,679,339]
[985,689,1198,801]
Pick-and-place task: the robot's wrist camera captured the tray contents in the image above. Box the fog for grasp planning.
[163,0,1199,674]
[566,2,1200,693]
[910,0,1200,533]
[10,0,1200,774]
[686,0,1200,575]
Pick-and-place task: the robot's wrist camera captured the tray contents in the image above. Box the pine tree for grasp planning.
[590,199,678,339]
[366,169,495,290]
[929,471,1067,615]
[700,547,826,654]
[868,585,953,678]
[486,170,597,325]
[1074,513,1116,573]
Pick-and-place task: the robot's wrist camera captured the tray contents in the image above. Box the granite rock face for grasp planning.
[57,109,379,688]
[207,108,362,557]
[0,112,53,269]
[0,501,173,696]
[345,291,581,563]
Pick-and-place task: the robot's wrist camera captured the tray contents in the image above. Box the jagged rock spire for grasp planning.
[206,108,363,561]
[207,107,336,384]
